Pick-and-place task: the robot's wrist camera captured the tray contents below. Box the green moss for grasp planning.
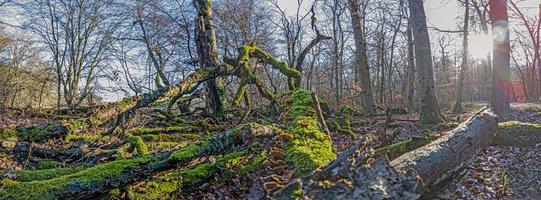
[127,126,198,135]
[433,122,460,131]
[168,141,210,162]
[129,136,149,155]
[238,150,268,175]
[0,127,17,140]
[233,84,247,107]
[35,160,60,170]
[494,121,541,146]
[238,45,301,78]
[131,180,179,200]
[0,156,153,199]
[377,134,439,160]
[139,134,200,142]
[284,89,336,176]
[16,125,67,142]
[292,188,304,198]
[340,105,354,115]
[132,151,250,199]
[147,142,185,151]
[65,134,102,142]
[1,167,84,182]
[168,124,270,162]
[498,121,541,133]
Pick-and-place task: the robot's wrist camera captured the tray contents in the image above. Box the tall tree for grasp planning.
[489,0,511,116]
[348,0,376,114]
[453,0,470,113]
[408,0,444,125]
[193,0,224,116]
[406,14,416,110]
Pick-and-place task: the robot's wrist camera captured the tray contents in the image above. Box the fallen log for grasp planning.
[0,124,67,142]
[0,123,275,199]
[493,121,541,147]
[273,140,421,199]
[274,108,498,199]
[390,108,497,192]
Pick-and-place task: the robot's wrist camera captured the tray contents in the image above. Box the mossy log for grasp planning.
[390,108,497,191]
[493,121,541,147]
[0,97,141,143]
[282,89,336,175]
[0,123,275,199]
[0,124,67,142]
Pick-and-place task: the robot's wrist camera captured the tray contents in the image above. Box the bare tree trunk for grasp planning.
[193,0,224,117]
[348,0,376,114]
[409,0,444,125]
[406,15,416,111]
[489,0,511,117]
[453,0,469,113]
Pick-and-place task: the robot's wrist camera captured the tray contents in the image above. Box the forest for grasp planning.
[0,0,540,199]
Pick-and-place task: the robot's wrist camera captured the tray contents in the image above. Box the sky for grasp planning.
[275,0,539,30]
[276,0,539,59]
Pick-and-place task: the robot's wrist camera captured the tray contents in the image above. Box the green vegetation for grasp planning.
[377,133,439,160]
[284,89,336,175]
[494,121,541,146]
[0,156,155,199]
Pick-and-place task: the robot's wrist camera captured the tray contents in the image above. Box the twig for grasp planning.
[311,92,331,136]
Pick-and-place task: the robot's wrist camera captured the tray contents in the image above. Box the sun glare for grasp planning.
[468,33,492,60]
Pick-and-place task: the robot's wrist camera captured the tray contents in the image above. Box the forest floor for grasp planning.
[453,103,541,200]
[0,102,540,199]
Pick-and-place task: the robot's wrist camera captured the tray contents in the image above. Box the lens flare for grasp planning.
[492,20,509,44]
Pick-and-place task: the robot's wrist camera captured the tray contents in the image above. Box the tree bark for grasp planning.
[409,0,444,125]
[490,0,511,117]
[193,0,224,117]
[348,0,376,114]
[391,108,497,189]
[406,15,416,111]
